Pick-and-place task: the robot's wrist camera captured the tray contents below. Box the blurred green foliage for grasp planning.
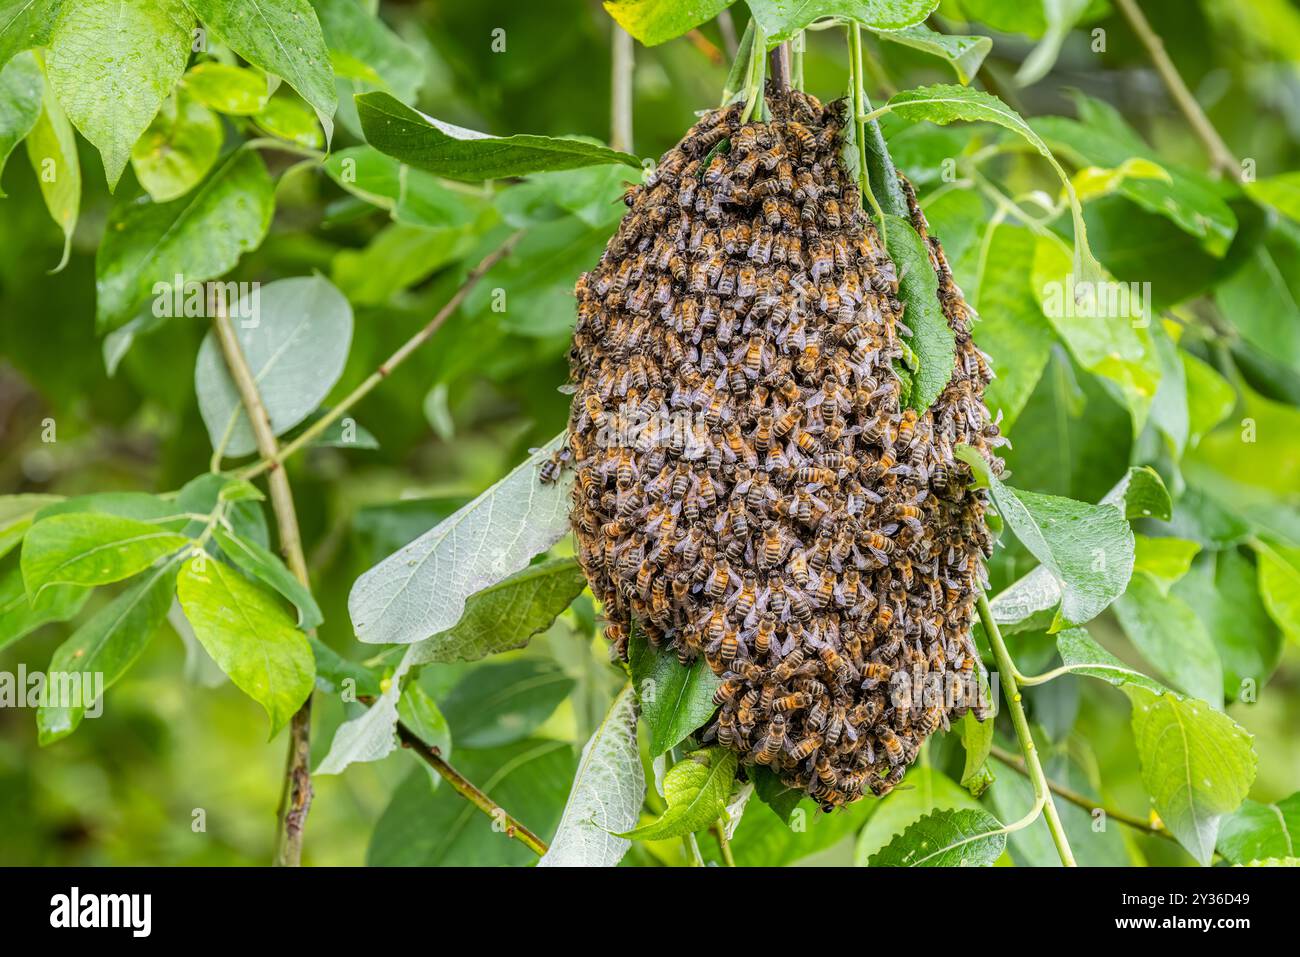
[1,0,1299,866]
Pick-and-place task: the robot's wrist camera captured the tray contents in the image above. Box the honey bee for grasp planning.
[773,692,811,713]
[879,728,905,766]
[787,121,816,154]
[754,614,776,657]
[730,572,759,619]
[713,678,742,707]
[754,714,786,764]
[789,734,822,761]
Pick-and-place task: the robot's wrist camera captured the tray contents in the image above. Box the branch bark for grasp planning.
[611,24,634,153]
[988,745,1170,839]
[768,41,791,96]
[237,231,524,482]
[396,723,549,856]
[978,595,1077,866]
[210,300,315,867]
[1113,0,1239,176]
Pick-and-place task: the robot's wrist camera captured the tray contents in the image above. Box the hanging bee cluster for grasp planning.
[547,87,1002,808]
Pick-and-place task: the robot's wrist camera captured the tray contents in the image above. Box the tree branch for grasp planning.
[237,231,524,482]
[988,745,1169,839]
[396,723,549,856]
[210,299,315,867]
[978,595,1077,866]
[1113,0,1239,176]
[768,41,791,96]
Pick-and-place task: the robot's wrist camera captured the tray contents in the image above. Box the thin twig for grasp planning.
[611,25,635,153]
[396,723,549,856]
[768,41,791,97]
[237,232,524,482]
[989,745,1169,839]
[210,299,315,867]
[713,823,737,866]
[1113,0,1238,176]
[979,595,1077,866]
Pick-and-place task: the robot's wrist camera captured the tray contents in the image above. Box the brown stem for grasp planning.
[768,41,791,96]
[717,8,739,58]
[396,723,549,856]
[210,299,316,867]
[237,232,524,482]
[989,744,1168,839]
[1113,0,1238,176]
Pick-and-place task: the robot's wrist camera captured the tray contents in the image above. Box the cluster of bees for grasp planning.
[549,89,1002,808]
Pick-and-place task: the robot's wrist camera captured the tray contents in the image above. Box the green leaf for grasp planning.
[182,0,337,143]
[602,0,735,45]
[958,444,1135,630]
[253,92,323,149]
[356,91,641,181]
[331,221,478,305]
[210,526,321,630]
[309,636,381,697]
[539,683,644,867]
[195,275,353,457]
[1188,380,1300,499]
[1132,535,1199,590]
[130,91,223,202]
[176,554,314,737]
[95,148,274,332]
[401,557,585,665]
[749,765,802,825]
[0,565,88,651]
[1033,94,1237,256]
[349,434,573,646]
[869,807,1006,866]
[46,0,191,190]
[0,493,61,560]
[180,62,269,115]
[37,552,182,744]
[958,711,994,796]
[1255,539,1300,647]
[1115,571,1223,708]
[1013,0,1090,85]
[24,66,79,271]
[748,0,937,39]
[1175,549,1283,703]
[856,767,989,863]
[310,0,421,98]
[1053,626,1169,696]
[368,740,576,866]
[1031,232,1160,430]
[968,223,1056,429]
[872,24,990,85]
[617,747,737,841]
[1215,218,1300,376]
[0,50,41,197]
[323,144,487,228]
[883,84,1102,284]
[1126,685,1256,865]
[35,491,188,526]
[882,213,954,411]
[1245,171,1300,223]
[0,0,67,70]
[1183,352,1235,449]
[439,659,574,749]
[627,625,721,756]
[1100,465,1173,521]
[1217,793,1299,864]
[21,513,189,598]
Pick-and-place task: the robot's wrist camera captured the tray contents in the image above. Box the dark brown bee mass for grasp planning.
[550,89,1002,807]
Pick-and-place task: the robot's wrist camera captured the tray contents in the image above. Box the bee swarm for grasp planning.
[552,89,1000,808]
